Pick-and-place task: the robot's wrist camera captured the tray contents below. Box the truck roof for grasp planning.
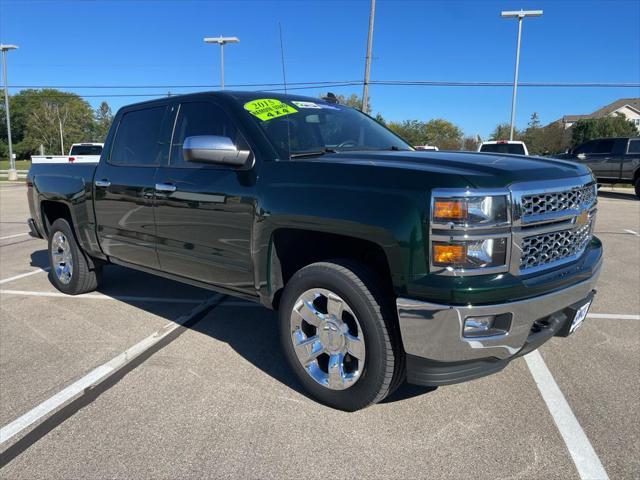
[116,90,342,110]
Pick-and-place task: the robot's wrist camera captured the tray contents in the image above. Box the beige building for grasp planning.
[558,98,640,130]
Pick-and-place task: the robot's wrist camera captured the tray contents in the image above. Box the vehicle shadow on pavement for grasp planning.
[597,191,638,201]
[29,250,49,269]
[27,257,439,405]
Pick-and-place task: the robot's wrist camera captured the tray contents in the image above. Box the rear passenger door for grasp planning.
[574,139,614,179]
[93,104,176,268]
[153,101,255,291]
[621,139,640,181]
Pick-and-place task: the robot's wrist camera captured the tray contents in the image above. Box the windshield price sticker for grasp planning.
[291,101,321,109]
[244,99,297,121]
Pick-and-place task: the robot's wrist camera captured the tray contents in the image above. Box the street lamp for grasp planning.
[1,44,18,181]
[361,0,376,114]
[501,9,543,141]
[203,36,239,90]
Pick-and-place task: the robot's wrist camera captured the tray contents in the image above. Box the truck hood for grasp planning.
[306,151,591,188]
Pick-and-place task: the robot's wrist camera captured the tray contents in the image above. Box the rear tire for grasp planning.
[634,178,640,200]
[48,218,101,295]
[279,260,404,411]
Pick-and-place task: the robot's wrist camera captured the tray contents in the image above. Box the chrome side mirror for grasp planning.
[183,135,250,167]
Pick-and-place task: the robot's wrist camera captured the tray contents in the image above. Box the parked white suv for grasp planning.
[478,140,529,155]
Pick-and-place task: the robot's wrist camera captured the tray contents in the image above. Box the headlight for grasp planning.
[432,238,508,269]
[430,190,511,275]
[433,195,508,226]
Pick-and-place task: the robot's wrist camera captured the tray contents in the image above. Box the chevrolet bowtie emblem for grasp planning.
[575,210,589,227]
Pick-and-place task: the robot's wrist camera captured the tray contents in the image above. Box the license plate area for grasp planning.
[555,291,595,337]
[569,301,591,334]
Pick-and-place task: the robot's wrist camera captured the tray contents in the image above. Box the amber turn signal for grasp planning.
[433,200,467,221]
[433,244,467,266]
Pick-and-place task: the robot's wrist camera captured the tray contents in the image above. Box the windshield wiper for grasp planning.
[289,148,337,159]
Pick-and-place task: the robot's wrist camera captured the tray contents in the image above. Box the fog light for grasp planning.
[463,313,512,338]
[463,316,495,337]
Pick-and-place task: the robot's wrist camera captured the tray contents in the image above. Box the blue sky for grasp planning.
[1,0,639,138]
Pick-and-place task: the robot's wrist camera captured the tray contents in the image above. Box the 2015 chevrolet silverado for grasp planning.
[27,92,602,411]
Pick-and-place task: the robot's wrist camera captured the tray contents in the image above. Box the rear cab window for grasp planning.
[480,143,526,155]
[109,105,174,166]
[70,145,102,156]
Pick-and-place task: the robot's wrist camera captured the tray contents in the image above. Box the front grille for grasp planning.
[520,219,593,271]
[521,183,596,217]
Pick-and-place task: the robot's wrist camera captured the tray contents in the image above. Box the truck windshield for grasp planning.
[480,143,525,155]
[70,145,102,156]
[244,99,411,158]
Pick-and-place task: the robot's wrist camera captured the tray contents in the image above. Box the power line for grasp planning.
[6,81,361,89]
[6,80,639,91]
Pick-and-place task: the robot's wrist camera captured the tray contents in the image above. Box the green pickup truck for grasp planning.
[26,92,602,411]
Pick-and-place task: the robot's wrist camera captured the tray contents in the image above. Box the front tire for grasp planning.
[279,260,404,411]
[48,218,100,295]
[634,178,640,200]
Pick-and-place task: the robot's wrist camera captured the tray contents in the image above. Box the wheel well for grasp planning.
[269,229,394,310]
[41,201,72,235]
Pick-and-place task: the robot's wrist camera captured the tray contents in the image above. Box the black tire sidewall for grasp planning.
[279,262,393,411]
[48,219,84,294]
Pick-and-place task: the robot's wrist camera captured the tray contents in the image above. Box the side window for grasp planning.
[574,141,594,155]
[627,139,640,154]
[170,102,245,167]
[593,139,615,154]
[110,106,172,166]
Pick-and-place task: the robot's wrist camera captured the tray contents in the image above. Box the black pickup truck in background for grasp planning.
[26,91,603,410]
[556,137,640,198]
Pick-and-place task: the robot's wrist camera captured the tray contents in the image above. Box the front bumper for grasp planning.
[396,263,601,386]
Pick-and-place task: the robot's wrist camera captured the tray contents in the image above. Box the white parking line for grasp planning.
[525,350,609,480]
[0,268,49,285]
[623,229,640,237]
[588,313,640,320]
[0,295,221,444]
[0,232,29,240]
[0,289,205,304]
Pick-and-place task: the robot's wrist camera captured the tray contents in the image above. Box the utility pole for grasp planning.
[361,0,375,114]
[1,44,18,181]
[203,36,239,90]
[501,10,543,140]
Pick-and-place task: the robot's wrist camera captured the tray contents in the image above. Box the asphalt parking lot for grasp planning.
[0,182,638,479]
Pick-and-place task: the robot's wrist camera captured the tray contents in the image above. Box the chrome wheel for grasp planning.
[51,231,73,285]
[290,288,366,390]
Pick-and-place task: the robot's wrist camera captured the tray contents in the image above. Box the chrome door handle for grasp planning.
[95,179,111,188]
[155,183,177,193]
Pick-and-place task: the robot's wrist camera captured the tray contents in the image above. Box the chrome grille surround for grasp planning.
[521,183,596,218]
[510,174,598,275]
[520,216,594,271]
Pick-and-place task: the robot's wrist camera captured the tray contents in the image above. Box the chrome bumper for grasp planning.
[396,266,601,362]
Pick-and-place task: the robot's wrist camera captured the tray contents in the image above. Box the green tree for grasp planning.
[462,136,479,151]
[0,89,98,158]
[319,93,371,114]
[571,114,638,147]
[489,123,520,141]
[386,119,426,146]
[387,119,463,150]
[93,101,113,141]
[522,112,544,154]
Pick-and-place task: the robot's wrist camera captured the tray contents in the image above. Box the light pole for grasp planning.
[1,44,18,181]
[361,0,375,114]
[203,36,239,90]
[501,9,542,140]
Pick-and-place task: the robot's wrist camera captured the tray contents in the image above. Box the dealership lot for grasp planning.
[0,183,638,479]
